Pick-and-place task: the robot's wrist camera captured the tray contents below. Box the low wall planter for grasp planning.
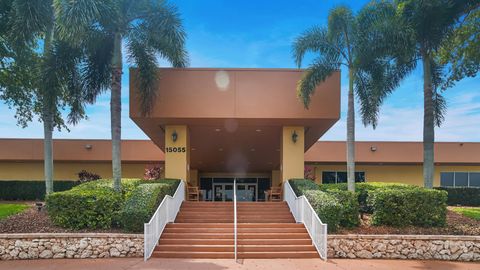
[328,234,480,261]
[0,233,143,260]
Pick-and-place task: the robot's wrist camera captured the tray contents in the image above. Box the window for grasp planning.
[440,172,454,187]
[322,171,337,184]
[322,171,365,184]
[440,172,480,188]
[470,173,480,187]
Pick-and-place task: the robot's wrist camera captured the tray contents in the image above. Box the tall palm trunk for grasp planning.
[43,13,55,195]
[347,67,356,192]
[111,32,123,193]
[422,52,435,189]
[43,110,54,194]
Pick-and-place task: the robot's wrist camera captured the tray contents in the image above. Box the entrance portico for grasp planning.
[130,68,340,195]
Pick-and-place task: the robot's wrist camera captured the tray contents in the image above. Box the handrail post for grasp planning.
[234,178,237,261]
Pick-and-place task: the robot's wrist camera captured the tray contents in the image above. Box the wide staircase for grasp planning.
[152,201,318,259]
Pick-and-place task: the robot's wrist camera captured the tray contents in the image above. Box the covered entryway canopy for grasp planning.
[130,68,340,182]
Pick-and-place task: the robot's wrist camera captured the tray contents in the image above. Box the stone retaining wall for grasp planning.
[2,233,479,261]
[328,235,480,261]
[0,233,143,260]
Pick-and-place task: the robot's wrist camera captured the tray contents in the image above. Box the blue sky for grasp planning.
[1,0,479,141]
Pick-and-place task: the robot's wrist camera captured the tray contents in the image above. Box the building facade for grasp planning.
[1,68,479,201]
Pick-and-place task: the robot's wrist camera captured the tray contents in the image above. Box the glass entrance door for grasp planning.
[236,184,256,201]
[213,183,234,201]
[214,182,257,202]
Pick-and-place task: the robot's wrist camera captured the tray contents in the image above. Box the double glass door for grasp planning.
[213,183,257,201]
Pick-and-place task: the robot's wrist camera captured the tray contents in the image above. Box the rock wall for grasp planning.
[2,233,479,261]
[0,233,143,260]
[328,235,480,261]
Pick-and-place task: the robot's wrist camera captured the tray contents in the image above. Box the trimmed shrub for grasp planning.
[319,182,418,213]
[434,187,480,206]
[0,180,77,201]
[368,188,448,227]
[304,190,342,232]
[289,179,320,196]
[73,178,142,200]
[327,190,360,228]
[46,188,122,229]
[120,183,173,232]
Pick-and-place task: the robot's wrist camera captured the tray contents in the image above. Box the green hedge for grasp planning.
[290,179,360,228]
[319,182,417,213]
[289,179,320,196]
[46,178,180,230]
[434,187,480,206]
[0,180,78,200]
[368,188,448,227]
[120,183,175,232]
[304,190,342,232]
[326,189,360,228]
[46,188,122,229]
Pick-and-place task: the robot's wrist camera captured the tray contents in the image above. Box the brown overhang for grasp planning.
[305,141,480,165]
[0,138,163,162]
[0,139,478,165]
[129,68,341,172]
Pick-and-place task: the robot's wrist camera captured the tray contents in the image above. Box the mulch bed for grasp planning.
[337,207,480,235]
[0,202,125,234]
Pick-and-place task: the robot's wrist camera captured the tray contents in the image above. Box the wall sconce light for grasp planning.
[84,144,93,150]
[292,131,298,143]
[370,146,377,152]
[171,130,178,142]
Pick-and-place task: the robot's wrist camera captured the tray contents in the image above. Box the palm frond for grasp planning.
[80,29,114,103]
[11,0,52,45]
[128,0,188,67]
[53,0,115,44]
[297,54,340,109]
[127,37,158,116]
[292,26,342,68]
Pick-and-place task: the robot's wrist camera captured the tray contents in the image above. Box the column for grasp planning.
[164,125,190,181]
[281,126,305,182]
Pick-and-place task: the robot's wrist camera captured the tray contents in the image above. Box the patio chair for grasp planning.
[187,186,200,201]
[270,187,282,202]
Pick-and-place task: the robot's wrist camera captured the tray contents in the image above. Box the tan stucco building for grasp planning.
[1,68,479,200]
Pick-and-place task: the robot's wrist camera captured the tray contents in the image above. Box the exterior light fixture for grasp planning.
[84,144,93,150]
[292,131,298,143]
[172,130,178,142]
[370,146,377,152]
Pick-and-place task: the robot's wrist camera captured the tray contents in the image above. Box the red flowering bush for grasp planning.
[144,165,164,180]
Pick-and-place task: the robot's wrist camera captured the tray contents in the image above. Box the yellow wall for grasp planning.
[311,164,480,187]
[0,161,156,181]
[165,125,190,181]
[281,126,304,182]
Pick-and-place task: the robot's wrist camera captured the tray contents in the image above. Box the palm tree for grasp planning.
[0,0,88,194]
[55,0,188,192]
[358,0,478,188]
[293,4,404,192]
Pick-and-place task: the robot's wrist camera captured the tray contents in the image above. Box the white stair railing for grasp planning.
[144,180,185,261]
[283,180,328,260]
[233,178,238,261]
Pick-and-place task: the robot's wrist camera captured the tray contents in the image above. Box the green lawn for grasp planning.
[0,203,29,220]
[451,207,480,221]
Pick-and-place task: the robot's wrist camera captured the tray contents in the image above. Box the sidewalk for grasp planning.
[0,258,478,270]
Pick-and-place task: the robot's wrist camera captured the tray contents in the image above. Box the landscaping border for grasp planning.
[1,233,479,261]
[328,234,480,261]
[0,233,143,260]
